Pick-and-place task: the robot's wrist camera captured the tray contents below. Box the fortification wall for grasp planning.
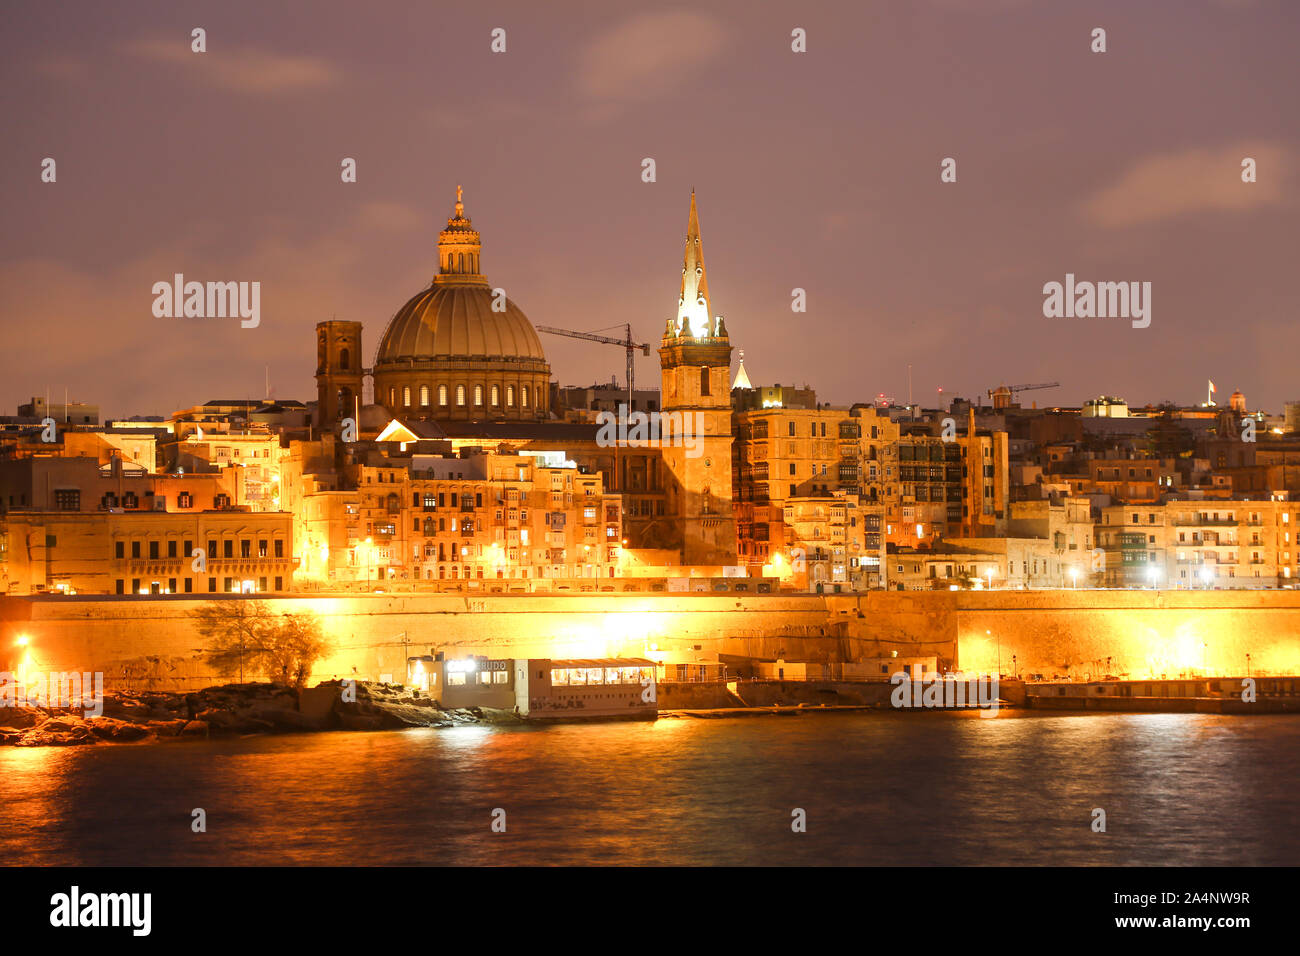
[2,589,1298,693]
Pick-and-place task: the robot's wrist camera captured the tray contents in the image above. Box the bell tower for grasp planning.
[315,320,364,427]
[659,191,737,566]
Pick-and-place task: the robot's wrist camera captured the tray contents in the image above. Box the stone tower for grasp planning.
[658,191,738,566]
[315,320,364,427]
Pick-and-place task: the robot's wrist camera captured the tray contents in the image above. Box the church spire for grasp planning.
[732,349,752,390]
[676,190,712,338]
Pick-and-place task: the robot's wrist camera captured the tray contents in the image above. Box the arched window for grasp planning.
[423,517,434,535]
[456,384,466,406]
[438,384,448,406]
[403,386,411,407]
[474,385,483,406]
[457,253,464,272]
[339,347,350,370]
[521,385,529,407]
[420,385,430,407]
[491,384,499,406]
[506,385,515,407]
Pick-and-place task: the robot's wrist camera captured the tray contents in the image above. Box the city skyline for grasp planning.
[3,0,1298,419]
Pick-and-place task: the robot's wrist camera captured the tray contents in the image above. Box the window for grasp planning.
[403,386,411,407]
[339,347,350,370]
[115,542,125,559]
[168,540,178,558]
[456,384,466,406]
[420,385,430,407]
[521,386,529,407]
[131,541,141,558]
[491,384,499,406]
[507,385,515,407]
[274,540,283,558]
[224,540,234,558]
[178,491,193,508]
[474,385,484,406]
[54,488,80,511]
[258,539,268,558]
[700,366,711,396]
[438,384,448,406]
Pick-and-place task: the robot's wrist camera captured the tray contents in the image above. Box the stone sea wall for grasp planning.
[1,589,1298,693]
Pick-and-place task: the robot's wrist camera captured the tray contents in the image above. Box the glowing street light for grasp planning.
[1070,568,1079,589]
[986,567,995,591]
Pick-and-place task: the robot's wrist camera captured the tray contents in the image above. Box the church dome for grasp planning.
[371,187,551,421]
[375,285,545,364]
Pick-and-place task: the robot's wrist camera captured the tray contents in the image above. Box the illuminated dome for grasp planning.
[376,286,545,363]
[372,187,551,421]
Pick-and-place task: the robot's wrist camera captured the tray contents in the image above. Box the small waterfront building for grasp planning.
[419,656,658,720]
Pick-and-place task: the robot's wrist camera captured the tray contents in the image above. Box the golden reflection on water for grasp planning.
[1,712,1296,866]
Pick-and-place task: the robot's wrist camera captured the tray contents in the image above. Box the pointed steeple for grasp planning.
[676,190,712,338]
[732,349,752,390]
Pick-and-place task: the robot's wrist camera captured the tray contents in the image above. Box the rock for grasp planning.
[88,718,150,742]
[148,719,189,737]
[253,708,325,732]
[181,720,209,737]
[0,707,46,730]
[337,713,383,731]
[17,717,97,747]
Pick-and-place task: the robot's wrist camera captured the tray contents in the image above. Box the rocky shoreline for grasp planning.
[0,680,498,747]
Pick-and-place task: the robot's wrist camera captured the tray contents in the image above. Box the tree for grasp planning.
[195,601,330,690]
[264,613,329,690]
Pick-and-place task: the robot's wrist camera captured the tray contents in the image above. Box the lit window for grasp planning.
[507,385,515,407]
[456,385,466,406]
[420,385,430,407]
[438,384,448,406]
[474,385,483,406]
[403,386,411,407]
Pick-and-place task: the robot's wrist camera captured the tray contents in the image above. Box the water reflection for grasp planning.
[1,711,1296,866]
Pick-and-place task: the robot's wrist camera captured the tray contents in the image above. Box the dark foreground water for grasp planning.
[2,710,1297,866]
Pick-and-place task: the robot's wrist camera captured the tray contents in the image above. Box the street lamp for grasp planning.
[1070,567,1079,589]
[986,568,995,591]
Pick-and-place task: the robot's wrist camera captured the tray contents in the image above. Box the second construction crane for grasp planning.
[535,323,651,409]
[987,381,1059,410]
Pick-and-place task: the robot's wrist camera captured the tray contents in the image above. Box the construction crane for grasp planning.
[535,324,651,409]
[987,381,1060,410]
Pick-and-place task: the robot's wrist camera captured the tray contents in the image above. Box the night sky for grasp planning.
[2,0,1297,419]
